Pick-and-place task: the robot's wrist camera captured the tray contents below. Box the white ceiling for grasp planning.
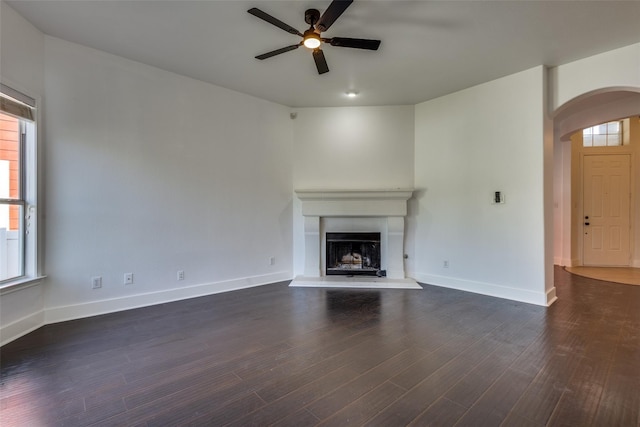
[7,0,640,108]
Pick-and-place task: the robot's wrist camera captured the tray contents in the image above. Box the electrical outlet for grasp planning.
[91,276,102,289]
[269,256,275,266]
[177,270,185,281]
[124,273,134,285]
[443,260,449,268]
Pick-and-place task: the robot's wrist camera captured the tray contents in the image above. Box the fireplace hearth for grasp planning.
[326,232,381,276]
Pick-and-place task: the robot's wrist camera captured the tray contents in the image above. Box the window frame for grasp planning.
[582,120,623,147]
[0,85,40,288]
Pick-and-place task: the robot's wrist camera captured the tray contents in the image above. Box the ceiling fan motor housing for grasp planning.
[305,9,321,26]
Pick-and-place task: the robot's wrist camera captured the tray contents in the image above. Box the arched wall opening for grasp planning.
[552,87,640,268]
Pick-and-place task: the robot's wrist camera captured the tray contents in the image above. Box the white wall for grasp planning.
[550,42,640,113]
[0,1,44,95]
[291,106,415,276]
[412,66,553,306]
[0,1,46,345]
[43,37,293,322]
[292,106,415,189]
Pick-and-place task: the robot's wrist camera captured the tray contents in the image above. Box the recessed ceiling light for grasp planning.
[345,91,359,98]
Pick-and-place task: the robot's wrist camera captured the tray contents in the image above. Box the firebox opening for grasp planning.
[326,232,381,276]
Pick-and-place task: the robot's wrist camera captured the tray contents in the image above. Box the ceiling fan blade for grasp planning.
[312,49,329,74]
[248,8,303,37]
[316,0,353,32]
[255,44,301,60]
[329,37,381,50]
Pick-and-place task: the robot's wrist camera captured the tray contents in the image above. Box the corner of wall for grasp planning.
[546,286,558,306]
[0,310,45,347]
[0,280,46,346]
[413,272,550,307]
[543,65,556,299]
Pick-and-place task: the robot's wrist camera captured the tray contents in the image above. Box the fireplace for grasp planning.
[293,189,416,284]
[326,232,381,276]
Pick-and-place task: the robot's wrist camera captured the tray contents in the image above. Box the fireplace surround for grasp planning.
[292,189,419,289]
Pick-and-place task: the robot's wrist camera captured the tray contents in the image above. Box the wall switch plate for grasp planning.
[269,257,275,266]
[124,273,134,285]
[91,276,102,289]
[177,270,185,281]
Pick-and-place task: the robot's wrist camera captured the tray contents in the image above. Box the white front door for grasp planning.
[583,154,631,266]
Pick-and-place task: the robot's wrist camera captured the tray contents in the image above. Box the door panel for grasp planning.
[583,154,631,266]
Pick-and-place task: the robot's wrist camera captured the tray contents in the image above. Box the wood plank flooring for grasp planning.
[1,266,639,426]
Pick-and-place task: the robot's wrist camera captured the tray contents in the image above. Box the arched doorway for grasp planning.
[552,88,640,270]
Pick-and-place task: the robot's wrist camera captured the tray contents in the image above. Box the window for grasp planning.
[582,121,622,147]
[0,85,37,284]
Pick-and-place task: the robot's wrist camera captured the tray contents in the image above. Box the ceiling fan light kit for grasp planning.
[303,30,322,49]
[248,0,381,75]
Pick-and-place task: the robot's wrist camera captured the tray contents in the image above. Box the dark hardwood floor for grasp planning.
[1,266,639,426]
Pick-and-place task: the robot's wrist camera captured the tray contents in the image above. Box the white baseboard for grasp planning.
[563,260,639,268]
[411,272,551,307]
[546,287,558,306]
[45,271,292,325]
[554,257,573,267]
[0,310,45,347]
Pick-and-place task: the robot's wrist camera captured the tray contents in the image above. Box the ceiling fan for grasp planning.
[248,0,381,75]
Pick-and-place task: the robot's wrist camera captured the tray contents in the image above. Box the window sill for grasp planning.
[0,275,46,295]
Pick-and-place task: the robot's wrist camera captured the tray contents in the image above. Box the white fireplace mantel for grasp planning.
[295,189,414,217]
[294,189,415,285]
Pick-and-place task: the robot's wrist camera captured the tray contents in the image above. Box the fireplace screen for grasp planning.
[326,232,381,276]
